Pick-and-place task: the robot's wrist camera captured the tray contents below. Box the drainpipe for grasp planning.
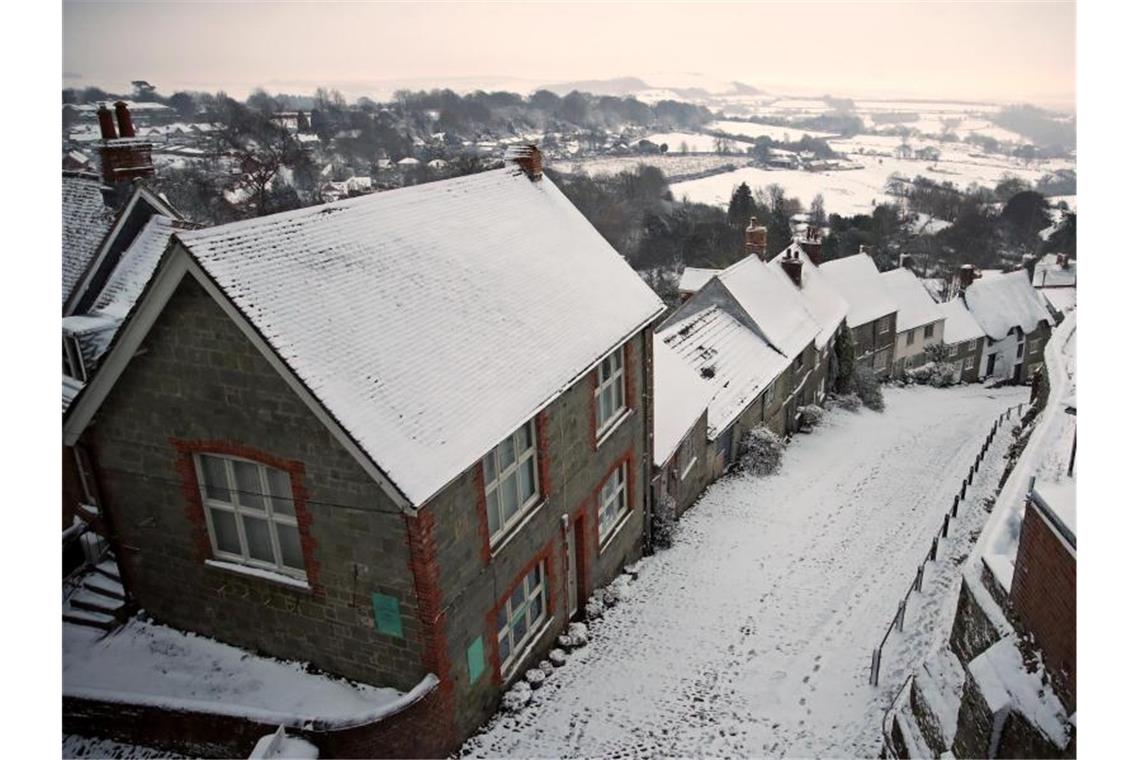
[643,326,655,555]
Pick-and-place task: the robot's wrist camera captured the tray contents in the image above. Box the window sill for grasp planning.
[205,559,311,592]
[680,457,697,481]
[500,617,555,682]
[595,408,633,449]
[598,509,635,556]
[489,499,547,560]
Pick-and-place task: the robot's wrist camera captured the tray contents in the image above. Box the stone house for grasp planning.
[819,250,898,378]
[959,268,1052,383]
[651,334,713,520]
[63,150,666,755]
[880,267,945,378]
[935,298,987,383]
[657,222,824,475]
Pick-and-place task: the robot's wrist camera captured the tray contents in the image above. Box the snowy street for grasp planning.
[463,384,1028,758]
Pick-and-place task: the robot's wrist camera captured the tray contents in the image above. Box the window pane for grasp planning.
[499,633,511,663]
[530,564,542,590]
[501,471,519,519]
[482,453,496,485]
[511,584,526,611]
[232,460,263,510]
[201,456,230,502]
[277,523,304,569]
[498,436,516,468]
[512,614,528,645]
[209,508,241,554]
[519,457,537,503]
[497,606,508,632]
[243,515,275,562]
[523,422,534,449]
[601,358,612,381]
[486,486,501,536]
[266,468,295,517]
[529,594,543,625]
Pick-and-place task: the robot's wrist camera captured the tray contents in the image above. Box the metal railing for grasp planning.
[868,402,1023,688]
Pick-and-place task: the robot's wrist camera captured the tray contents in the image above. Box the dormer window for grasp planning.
[63,335,86,382]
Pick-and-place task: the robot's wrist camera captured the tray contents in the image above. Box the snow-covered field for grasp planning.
[642,131,753,153]
[463,384,1027,758]
[548,154,751,180]
[707,120,835,142]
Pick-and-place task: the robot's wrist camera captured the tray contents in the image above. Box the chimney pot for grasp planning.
[113,101,136,138]
[797,224,824,266]
[958,264,977,290]
[781,254,804,287]
[97,105,117,140]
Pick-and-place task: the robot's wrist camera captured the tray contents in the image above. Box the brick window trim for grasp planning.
[170,438,323,597]
[594,447,637,551]
[474,411,554,565]
[484,539,557,687]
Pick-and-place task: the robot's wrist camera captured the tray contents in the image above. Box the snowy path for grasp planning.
[463,385,1027,758]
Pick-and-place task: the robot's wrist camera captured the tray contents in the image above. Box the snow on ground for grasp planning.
[706,120,835,142]
[63,616,417,728]
[463,384,1027,758]
[547,154,751,180]
[643,131,752,153]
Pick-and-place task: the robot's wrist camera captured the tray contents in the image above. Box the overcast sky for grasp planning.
[63,1,1075,109]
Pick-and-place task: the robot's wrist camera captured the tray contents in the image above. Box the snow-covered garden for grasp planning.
[463,384,1027,757]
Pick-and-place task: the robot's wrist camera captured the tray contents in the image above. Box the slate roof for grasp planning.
[658,306,788,438]
[62,174,114,305]
[819,253,897,327]
[175,166,665,506]
[880,268,944,333]
[91,216,189,319]
[678,266,721,294]
[963,271,1052,340]
[767,244,849,349]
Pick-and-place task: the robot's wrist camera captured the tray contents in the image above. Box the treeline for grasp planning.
[992,104,1076,152]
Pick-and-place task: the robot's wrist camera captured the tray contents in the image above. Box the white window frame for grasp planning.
[194,453,305,579]
[598,462,629,543]
[923,324,935,340]
[594,347,627,439]
[873,349,888,370]
[905,329,915,346]
[483,420,541,545]
[1029,338,1042,354]
[967,339,978,352]
[878,317,890,335]
[964,354,975,370]
[64,335,86,382]
[496,561,547,672]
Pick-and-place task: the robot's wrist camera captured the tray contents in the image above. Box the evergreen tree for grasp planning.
[727,182,758,229]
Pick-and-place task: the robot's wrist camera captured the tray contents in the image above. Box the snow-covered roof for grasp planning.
[91,216,188,319]
[658,306,788,438]
[62,173,113,304]
[678,266,721,294]
[1032,254,1076,288]
[936,297,986,345]
[397,157,421,166]
[962,271,1051,340]
[717,255,821,358]
[62,375,84,414]
[880,268,944,333]
[819,253,896,327]
[175,167,664,506]
[1040,287,1076,315]
[767,244,849,349]
[653,333,712,466]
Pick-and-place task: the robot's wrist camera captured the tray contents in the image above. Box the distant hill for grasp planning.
[541,77,652,97]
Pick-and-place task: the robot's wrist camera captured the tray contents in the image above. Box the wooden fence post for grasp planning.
[870,647,881,686]
[942,514,950,538]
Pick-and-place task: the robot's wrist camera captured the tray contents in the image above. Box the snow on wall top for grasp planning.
[176,167,664,506]
[1032,253,1076,288]
[962,271,1051,340]
[936,297,986,345]
[717,254,821,358]
[880,267,944,333]
[967,636,1070,748]
[652,333,712,466]
[678,266,721,294]
[819,253,897,327]
[62,174,113,305]
[658,306,788,438]
[767,244,849,349]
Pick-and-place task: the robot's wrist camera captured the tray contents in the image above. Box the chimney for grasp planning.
[859,243,872,257]
[1021,253,1037,282]
[798,225,823,266]
[780,248,803,287]
[97,105,117,140]
[899,253,913,271]
[506,144,543,181]
[113,101,136,138]
[1058,253,1070,269]
[958,264,977,290]
[745,217,768,260]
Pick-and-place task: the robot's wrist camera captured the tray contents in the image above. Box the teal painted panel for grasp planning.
[467,636,485,683]
[371,593,403,638]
